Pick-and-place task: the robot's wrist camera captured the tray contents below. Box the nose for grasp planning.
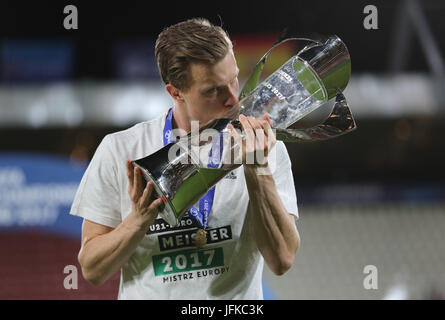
[224,85,239,107]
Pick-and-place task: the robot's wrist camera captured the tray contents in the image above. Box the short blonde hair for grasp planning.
[155,18,232,90]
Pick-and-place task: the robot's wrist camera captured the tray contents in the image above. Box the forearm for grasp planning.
[244,165,300,275]
[78,216,146,285]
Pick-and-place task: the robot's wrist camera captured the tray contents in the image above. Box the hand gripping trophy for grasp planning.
[133,35,356,244]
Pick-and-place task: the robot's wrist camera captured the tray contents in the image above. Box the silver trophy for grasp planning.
[134,35,356,227]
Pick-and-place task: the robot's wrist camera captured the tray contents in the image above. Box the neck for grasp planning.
[172,106,191,134]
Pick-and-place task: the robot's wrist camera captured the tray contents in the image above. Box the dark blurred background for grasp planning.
[0,0,444,299]
[1,0,444,185]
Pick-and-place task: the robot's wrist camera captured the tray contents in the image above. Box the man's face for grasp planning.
[179,50,240,126]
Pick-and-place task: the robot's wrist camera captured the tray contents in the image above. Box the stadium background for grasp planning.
[0,0,444,299]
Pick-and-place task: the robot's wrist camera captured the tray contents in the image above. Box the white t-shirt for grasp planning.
[70,112,298,300]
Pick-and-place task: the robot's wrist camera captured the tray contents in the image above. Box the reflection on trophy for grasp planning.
[134,35,357,227]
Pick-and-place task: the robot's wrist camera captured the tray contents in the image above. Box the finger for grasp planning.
[238,116,257,165]
[239,115,255,152]
[228,122,243,145]
[245,116,262,131]
[263,113,274,127]
[246,117,270,149]
[228,123,244,164]
[255,125,265,148]
[254,126,267,164]
[244,116,267,150]
[133,166,144,201]
[126,159,134,187]
[261,119,276,152]
[148,198,165,214]
[139,181,154,208]
[228,123,241,140]
[260,118,273,138]
[248,117,273,164]
[260,115,272,131]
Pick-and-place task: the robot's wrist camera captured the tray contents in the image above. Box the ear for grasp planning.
[166,84,185,103]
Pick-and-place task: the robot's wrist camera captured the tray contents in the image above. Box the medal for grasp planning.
[194,228,207,248]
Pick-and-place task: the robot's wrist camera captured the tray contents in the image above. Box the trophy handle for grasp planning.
[238,35,324,101]
[274,89,357,142]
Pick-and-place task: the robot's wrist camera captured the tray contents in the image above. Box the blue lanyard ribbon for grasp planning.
[163,108,222,229]
[163,107,174,146]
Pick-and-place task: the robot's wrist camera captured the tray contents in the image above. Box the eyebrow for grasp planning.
[202,69,239,91]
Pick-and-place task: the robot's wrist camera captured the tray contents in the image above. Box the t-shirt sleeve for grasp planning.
[271,141,299,220]
[70,134,122,228]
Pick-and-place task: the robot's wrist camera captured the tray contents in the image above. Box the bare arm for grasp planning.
[244,165,300,275]
[229,114,300,275]
[78,160,163,285]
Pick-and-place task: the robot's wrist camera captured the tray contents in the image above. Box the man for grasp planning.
[70,18,300,299]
